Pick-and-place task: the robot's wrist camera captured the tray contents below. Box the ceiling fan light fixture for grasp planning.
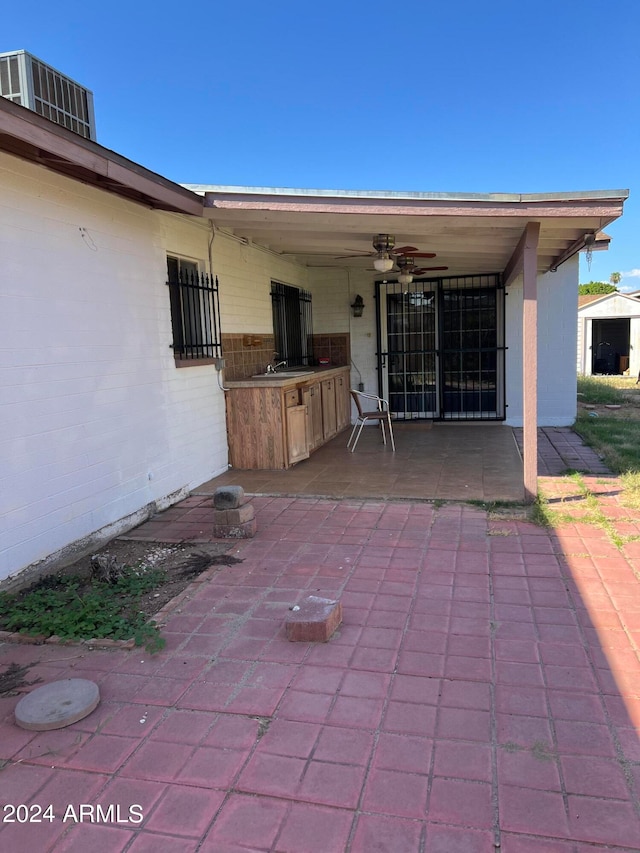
[398,272,414,285]
[373,254,394,272]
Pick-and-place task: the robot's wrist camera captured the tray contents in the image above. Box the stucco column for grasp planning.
[522,223,540,503]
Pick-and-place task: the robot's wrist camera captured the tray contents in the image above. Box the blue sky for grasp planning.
[4,0,638,286]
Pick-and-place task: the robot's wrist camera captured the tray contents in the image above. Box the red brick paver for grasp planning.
[1,473,640,850]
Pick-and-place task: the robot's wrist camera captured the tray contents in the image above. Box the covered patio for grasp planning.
[205,424,523,502]
[199,424,608,504]
[194,185,628,503]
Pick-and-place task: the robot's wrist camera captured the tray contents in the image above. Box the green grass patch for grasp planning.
[620,470,640,510]
[572,376,640,511]
[0,566,166,653]
[577,375,633,404]
[574,413,640,477]
[536,470,629,549]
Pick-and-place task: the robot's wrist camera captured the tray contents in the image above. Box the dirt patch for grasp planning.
[52,539,242,621]
[0,662,42,697]
[578,400,640,421]
[0,539,244,651]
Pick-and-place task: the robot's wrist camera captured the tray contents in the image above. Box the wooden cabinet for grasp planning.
[225,367,350,469]
[303,383,324,450]
[225,385,285,469]
[321,378,337,440]
[335,373,350,431]
[286,405,309,465]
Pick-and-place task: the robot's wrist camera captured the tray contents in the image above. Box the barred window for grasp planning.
[167,256,221,362]
[271,282,313,367]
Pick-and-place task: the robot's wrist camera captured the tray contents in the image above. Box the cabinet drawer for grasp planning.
[284,389,300,407]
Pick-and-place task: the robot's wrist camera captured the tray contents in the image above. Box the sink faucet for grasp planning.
[266,359,288,373]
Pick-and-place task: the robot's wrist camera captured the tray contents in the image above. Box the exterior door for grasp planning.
[380,282,439,418]
[377,274,504,420]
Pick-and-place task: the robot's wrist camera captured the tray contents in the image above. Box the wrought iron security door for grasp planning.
[376,274,505,421]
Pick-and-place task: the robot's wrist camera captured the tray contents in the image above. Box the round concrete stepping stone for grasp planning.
[15,679,100,731]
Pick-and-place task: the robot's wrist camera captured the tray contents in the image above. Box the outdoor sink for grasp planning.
[251,371,314,378]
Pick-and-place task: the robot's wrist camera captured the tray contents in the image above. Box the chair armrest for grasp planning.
[355,392,390,412]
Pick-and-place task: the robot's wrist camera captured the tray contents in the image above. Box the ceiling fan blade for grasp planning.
[412,266,448,274]
[392,246,419,254]
[402,251,437,259]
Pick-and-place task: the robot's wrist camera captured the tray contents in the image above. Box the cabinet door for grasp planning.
[303,383,324,450]
[335,373,350,431]
[286,405,309,465]
[321,379,337,439]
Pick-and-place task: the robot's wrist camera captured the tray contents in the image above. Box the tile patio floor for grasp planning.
[1,431,639,851]
[204,423,526,503]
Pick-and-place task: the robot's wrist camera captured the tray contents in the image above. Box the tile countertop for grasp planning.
[224,365,350,389]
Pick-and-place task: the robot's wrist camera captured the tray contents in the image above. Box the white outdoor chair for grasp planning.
[347,391,395,453]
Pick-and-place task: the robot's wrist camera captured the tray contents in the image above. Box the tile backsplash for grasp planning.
[221,333,350,380]
[311,334,350,368]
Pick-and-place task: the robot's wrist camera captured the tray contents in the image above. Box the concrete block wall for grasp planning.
[0,155,215,580]
[504,256,578,427]
[307,267,351,334]
[0,153,317,581]
[211,230,308,333]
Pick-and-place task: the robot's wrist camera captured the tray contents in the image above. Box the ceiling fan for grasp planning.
[392,255,448,285]
[335,234,437,270]
[336,234,447,281]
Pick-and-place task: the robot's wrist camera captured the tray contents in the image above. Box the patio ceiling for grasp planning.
[190,185,628,279]
[0,92,627,278]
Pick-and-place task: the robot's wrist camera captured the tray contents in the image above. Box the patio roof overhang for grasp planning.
[188,184,628,279]
[0,97,203,215]
[191,184,628,504]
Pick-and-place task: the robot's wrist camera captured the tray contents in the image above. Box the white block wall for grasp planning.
[307,267,351,334]
[0,163,158,576]
[504,257,578,426]
[209,230,309,333]
[0,153,314,582]
[308,269,378,401]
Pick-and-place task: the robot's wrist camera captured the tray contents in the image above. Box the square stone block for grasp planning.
[286,596,343,642]
[226,504,254,524]
[213,518,257,539]
[213,485,246,510]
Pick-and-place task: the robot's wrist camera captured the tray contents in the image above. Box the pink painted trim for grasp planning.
[522,222,541,503]
[206,198,624,219]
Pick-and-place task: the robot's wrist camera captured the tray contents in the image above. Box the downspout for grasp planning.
[208,222,228,392]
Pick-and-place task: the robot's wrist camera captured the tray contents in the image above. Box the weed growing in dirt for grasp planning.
[0,567,166,653]
[533,471,639,550]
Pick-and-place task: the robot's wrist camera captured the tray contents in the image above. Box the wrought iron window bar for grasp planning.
[271,282,314,367]
[167,267,222,360]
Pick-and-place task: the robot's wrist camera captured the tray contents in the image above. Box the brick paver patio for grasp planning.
[1,435,639,851]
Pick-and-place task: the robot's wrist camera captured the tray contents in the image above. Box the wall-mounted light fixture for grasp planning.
[351,294,365,317]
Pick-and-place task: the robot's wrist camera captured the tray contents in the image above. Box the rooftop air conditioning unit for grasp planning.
[0,49,96,140]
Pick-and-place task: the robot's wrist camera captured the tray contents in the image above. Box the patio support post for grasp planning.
[504,221,541,503]
[522,222,540,503]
